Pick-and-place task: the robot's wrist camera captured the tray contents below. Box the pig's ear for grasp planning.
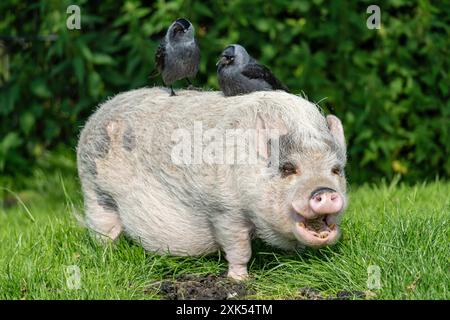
[256,113,288,159]
[326,115,346,150]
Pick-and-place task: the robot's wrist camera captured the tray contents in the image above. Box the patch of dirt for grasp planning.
[149,274,254,300]
[298,287,324,300]
[334,290,366,300]
[298,287,367,300]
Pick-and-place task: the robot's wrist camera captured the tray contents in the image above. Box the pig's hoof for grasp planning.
[227,267,249,282]
[227,272,248,282]
[91,232,117,244]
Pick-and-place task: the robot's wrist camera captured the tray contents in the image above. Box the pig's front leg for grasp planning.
[213,216,253,281]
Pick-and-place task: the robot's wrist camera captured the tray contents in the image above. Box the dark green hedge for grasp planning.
[1,0,449,183]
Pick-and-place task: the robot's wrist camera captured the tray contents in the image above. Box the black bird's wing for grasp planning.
[150,40,166,77]
[241,62,289,92]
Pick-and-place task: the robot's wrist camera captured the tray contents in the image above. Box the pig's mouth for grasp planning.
[293,215,339,247]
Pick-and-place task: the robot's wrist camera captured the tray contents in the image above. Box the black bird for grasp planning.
[154,18,200,96]
[216,44,289,97]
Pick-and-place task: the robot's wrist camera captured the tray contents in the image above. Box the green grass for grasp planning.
[0,170,449,300]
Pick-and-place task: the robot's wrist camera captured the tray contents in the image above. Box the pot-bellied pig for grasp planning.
[77,87,348,280]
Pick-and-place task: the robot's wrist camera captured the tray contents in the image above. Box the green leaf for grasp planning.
[72,57,85,84]
[79,44,93,61]
[91,53,115,65]
[20,112,35,135]
[88,71,103,98]
[30,79,52,98]
[0,84,19,115]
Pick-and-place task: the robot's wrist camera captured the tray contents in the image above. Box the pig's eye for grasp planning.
[280,162,297,177]
[332,166,343,176]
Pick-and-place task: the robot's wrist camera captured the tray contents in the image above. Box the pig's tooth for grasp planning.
[329,224,336,230]
[319,231,329,238]
[298,222,306,228]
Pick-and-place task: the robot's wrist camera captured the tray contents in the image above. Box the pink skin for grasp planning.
[291,190,344,247]
[309,191,343,216]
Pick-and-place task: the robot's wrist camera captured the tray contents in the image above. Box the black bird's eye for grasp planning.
[280,162,297,178]
[224,55,235,63]
[332,166,342,176]
[173,25,184,34]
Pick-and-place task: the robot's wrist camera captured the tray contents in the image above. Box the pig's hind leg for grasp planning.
[81,119,130,241]
[83,184,123,241]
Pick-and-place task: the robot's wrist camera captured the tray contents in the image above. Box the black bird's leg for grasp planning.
[163,80,176,96]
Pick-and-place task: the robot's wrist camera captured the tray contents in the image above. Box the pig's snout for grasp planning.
[309,187,343,215]
[291,187,344,247]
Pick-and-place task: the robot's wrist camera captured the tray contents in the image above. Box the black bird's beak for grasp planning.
[175,18,191,33]
[216,56,227,66]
